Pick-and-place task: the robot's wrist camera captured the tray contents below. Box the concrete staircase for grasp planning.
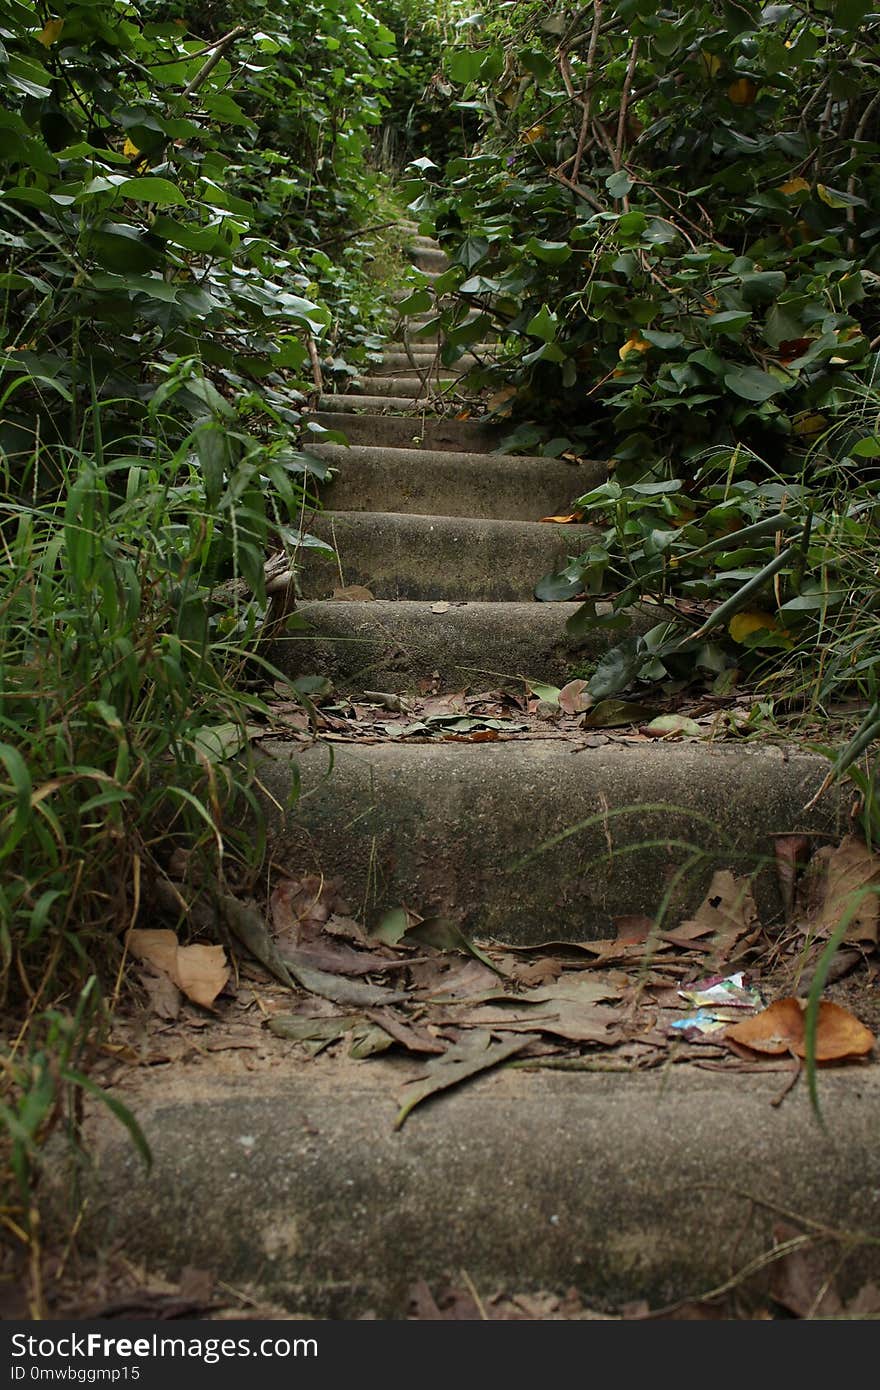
[82,229,880,1319]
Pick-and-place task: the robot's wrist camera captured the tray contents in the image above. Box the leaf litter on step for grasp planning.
[124,839,879,1126]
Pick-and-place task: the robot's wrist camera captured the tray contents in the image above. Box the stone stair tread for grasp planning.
[309,410,506,452]
[300,510,596,602]
[86,1055,880,1318]
[256,738,842,940]
[354,377,460,398]
[307,443,601,520]
[276,596,659,689]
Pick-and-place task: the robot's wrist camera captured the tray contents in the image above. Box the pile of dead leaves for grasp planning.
[124,833,878,1128]
[258,675,793,747]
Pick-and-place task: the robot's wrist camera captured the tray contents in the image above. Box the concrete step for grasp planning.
[306,443,600,520]
[299,511,597,602]
[82,1055,880,1317]
[309,410,505,452]
[256,740,842,940]
[317,393,431,414]
[371,351,490,375]
[354,377,459,399]
[410,247,448,273]
[275,598,658,691]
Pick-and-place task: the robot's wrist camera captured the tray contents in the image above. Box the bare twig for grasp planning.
[571,0,604,184]
[613,37,640,174]
[182,25,248,99]
[306,336,323,399]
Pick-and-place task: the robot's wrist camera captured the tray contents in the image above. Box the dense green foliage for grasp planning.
[0,0,432,1255]
[406,1,880,717]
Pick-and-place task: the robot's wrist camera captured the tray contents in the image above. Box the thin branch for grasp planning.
[613,37,640,174]
[572,0,604,184]
[182,25,249,99]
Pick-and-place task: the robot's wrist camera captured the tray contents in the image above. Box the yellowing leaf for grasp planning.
[700,51,722,78]
[792,412,827,437]
[539,510,584,524]
[779,176,810,197]
[38,17,64,46]
[619,333,651,361]
[521,123,547,144]
[728,77,758,105]
[123,137,142,159]
[729,610,778,643]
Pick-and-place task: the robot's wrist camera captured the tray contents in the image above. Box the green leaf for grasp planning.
[606,171,634,198]
[526,681,561,704]
[587,637,647,700]
[583,699,657,728]
[706,310,752,336]
[62,1069,151,1171]
[526,304,558,343]
[119,176,187,206]
[525,237,572,264]
[723,365,786,401]
[448,49,484,84]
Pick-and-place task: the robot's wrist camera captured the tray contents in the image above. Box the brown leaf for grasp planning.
[508,958,565,986]
[773,834,812,921]
[725,997,875,1060]
[811,834,880,945]
[769,1224,843,1318]
[127,930,229,1009]
[844,1281,880,1317]
[614,914,653,943]
[395,1030,538,1129]
[669,870,759,964]
[332,585,375,601]
[557,678,591,715]
[539,511,584,524]
[139,964,181,1021]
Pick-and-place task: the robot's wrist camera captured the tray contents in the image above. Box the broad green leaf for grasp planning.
[120,177,187,206]
[526,304,558,343]
[525,238,572,264]
[723,365,786,401]
[448,49,484,84]
[587,637,647,700]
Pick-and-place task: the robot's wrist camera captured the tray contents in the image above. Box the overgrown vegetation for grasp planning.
[406,1,880,768]
[0,0,437,1286]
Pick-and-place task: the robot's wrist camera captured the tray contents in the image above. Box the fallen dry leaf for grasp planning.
[773,834,812,921]
[725,997,875,1061]
[138,964,181,1021]
[768,1223,843,1318]
[539,511,584,524]
[332,585,375,601]
[558,678,591,715]
[431,601,451,614]
[666,870,759,964]
[126,929,229,1009]
[395,1030,538,1129]
[811,833,880,945]
[614,914,653,943]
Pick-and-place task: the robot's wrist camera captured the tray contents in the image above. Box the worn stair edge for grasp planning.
[353,377,461,399]
[307,444,602,520]
[370,351,491,375]
[315,393,439,413]
[254,740,843,940]
[300,511,597,602]
[274,598,660,690]
[409,247,448,273]
[76,1061,880,1318]
[308,411,506,452]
